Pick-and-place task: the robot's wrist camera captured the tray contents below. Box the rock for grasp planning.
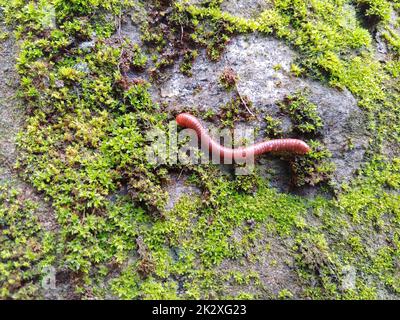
[74,62,90,74]
[55,80,64,88]
[78,40,95,51]
[374,9,400,61]
[164,174,201,211]
[221,0,271,19]
[341,265,356,291]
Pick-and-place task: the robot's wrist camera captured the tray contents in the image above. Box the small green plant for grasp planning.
[264,115,283,138]
[278,289,294,299]
[0,184,54,299]
[354,0,391,22]
[290,140,335,187]
[180,49,199,76]
[220,95,253,127]
[0,31,9,41]
[279,91,323,135]
[290,63,304,77]
[219,67,239,90]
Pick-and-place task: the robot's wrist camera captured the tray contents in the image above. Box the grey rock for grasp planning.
[221,0,271,19]
[78,40,95,51]
[165,174,202,211]
[74,62,90,74]
[182,0,270,19]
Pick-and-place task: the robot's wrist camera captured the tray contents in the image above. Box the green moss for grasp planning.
[219,67,239,91]
[354,0,392,22]
[0,31,9,41]
[279,91,323,135]
[219,95,254,128]
[290,140,335,187]
[0,184,55,299]
[264,115,283,138]
[180,49,199,76]
[278,289,294,299]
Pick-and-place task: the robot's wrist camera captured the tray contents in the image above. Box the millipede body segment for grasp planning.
[176,113,311,160]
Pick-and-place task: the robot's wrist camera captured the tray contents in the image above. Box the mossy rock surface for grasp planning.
[0,0,399,300]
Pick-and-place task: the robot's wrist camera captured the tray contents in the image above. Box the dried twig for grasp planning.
[235,83,256,118]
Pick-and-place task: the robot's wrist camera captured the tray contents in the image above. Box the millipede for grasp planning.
[176,113,311,160]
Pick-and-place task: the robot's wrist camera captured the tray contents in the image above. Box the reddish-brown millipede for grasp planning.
[176,113,311,160]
